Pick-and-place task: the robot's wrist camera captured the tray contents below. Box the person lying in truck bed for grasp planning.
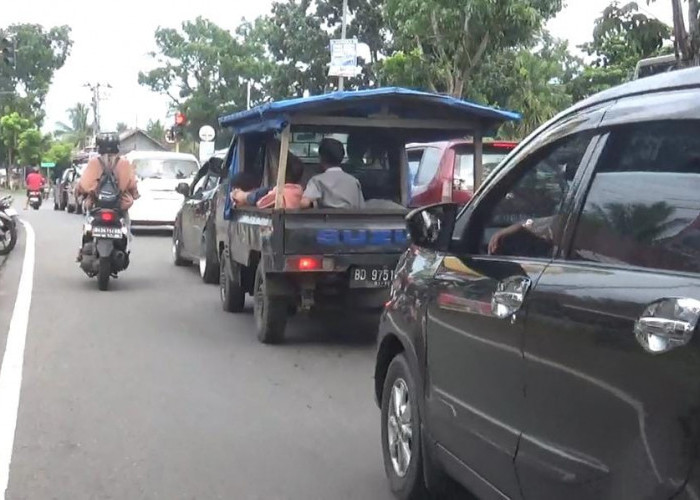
[299,138,365,209]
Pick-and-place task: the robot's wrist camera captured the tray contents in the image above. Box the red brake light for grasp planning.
[298,257,320,271]
[286,256,322,271]
[100,211,116,222]
[491,141,517,149]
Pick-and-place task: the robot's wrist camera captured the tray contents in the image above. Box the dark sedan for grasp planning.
[375,68,700,499]
[172,151,226,284]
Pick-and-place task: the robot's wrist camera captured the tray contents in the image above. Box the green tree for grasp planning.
[116,122,129,134]
[0,112,32,167]
[473,34,581,138]
[146,119,166,143]
[648,0,699,66]
[54,103,92,149]
[43,140,73,171]
[0,24,72,124]
[570,1,671,100]
[384,0,564,96]
[17,128,43,166]
[139,17,270,147]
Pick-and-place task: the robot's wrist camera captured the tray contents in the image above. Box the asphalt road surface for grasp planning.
[0,201,395,500]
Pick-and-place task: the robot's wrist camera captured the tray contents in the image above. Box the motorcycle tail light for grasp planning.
[100,211,116,223]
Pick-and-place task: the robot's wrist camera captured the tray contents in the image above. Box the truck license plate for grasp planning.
[349,267,394,288]
[92,226,122,239]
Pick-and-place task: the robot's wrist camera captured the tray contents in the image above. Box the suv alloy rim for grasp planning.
[387,378,413,477]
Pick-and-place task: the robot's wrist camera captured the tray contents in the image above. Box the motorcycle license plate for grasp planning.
[349,266,394,288]
[92,226,122,239]
[4,208,17,217]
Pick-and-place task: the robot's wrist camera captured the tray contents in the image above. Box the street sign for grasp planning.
[199,125,216,142]
[40,162,55,168]
[199,141,216,163]
[329,39,361,78]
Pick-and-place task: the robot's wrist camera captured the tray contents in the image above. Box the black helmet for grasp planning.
[96,132,120,155]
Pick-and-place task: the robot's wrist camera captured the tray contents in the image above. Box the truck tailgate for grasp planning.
[283,210,409,255]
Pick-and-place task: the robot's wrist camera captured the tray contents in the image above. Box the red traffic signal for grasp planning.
[175,112,187,126]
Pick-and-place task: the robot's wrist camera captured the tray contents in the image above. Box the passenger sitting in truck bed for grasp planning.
[231,154,304,209]
[300,138,365,209]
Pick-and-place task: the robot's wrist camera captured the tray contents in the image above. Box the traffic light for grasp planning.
[1,37,15,67]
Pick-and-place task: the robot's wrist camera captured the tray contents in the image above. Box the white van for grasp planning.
[125,151,200,229]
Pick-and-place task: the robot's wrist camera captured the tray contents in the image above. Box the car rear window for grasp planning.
[454,144,514,190]
[132,158,199,180]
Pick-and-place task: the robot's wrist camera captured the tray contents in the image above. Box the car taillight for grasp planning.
[286,256,322,271]
[100,211,116,222]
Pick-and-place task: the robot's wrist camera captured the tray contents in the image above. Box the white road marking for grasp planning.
[0,220,35,499]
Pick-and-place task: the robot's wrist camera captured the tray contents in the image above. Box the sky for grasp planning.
[1,0,674,136]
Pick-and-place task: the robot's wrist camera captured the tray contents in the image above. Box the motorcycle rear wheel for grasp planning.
[97,257,111,291]
[0,221,17,256]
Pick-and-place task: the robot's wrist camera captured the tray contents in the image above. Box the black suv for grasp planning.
[375,68,700,499]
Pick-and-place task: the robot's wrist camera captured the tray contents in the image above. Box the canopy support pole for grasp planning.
[473,130,483,192]
[275,124,291,209]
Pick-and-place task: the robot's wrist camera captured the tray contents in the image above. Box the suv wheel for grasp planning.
[172,229,189,267]
[199,226,219,284]
[253,266,287,344]
[381,354,428,500]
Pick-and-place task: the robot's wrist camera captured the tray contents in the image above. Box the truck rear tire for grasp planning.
[254,266,287,344]
[221,258,245,313]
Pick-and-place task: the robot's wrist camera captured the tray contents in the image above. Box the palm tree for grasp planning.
[55,103,93,149]
[116,122,129,134]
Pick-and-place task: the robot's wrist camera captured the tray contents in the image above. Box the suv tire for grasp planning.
[381,354,429,500]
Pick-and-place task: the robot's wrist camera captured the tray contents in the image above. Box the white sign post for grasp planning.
[329,39,361,80]
[198,125,216,163]
[198,125,216,142]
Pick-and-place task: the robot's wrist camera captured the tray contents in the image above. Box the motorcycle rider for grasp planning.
[24,167,45,209]
[76,132,139,260]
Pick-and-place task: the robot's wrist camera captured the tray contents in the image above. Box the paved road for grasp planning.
[0,203,394,500]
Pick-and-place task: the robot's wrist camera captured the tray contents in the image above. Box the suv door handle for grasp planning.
[492,276,532,319]
[634,298,700,354]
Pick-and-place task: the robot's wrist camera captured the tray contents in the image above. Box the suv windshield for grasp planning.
[132,158,198,180]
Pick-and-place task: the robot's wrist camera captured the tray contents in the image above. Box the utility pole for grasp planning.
[338,0,348,91]
[84,82,112,143]
[247,81,252,110]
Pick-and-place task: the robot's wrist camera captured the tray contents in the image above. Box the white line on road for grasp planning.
[0,221,35,499]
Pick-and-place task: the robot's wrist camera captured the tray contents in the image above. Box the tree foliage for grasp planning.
[569,1,671,101]
[0,24,72,125]
[146,119,166,143]
[0,112,32,166]
[55,103,92,149]
[43,141,73,171]
[384,0,564,96]
[138,16,270,147]
[648,0,699,66]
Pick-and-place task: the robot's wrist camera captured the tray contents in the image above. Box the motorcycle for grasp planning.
[28,189,42,210]
[78,207,130,290]
[0,195,18,256]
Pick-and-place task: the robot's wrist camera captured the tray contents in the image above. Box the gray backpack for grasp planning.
[95,156,121,209]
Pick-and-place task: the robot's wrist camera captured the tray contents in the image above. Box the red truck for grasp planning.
[407,139,517,207]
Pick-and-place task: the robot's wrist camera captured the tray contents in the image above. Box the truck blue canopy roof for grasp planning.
[218,87,520,137]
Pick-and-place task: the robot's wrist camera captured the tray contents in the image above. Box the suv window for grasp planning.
[414,147,441,186]
[473,133,593,259]
[570,122,700,274]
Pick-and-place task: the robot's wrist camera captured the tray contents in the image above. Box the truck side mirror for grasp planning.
[406,202,459,252]
[176,182,190,196]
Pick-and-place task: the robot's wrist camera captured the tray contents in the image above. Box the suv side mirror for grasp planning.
[406,202,459,252]
[175,182,190,196]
